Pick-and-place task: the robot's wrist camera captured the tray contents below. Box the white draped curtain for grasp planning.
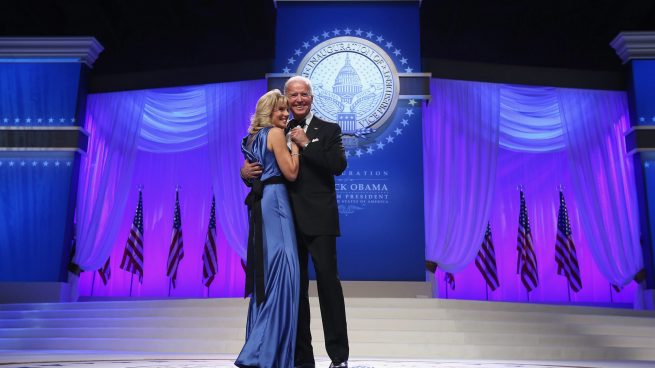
[72,76,643,301]
[75,91,146,272]
[424,78,642,295]
[206,81,266,260]
[423,78,500,271]
[559,88,642,286]
[72,80,265,298]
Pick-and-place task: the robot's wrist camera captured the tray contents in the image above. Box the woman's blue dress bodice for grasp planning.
[242,126,282,182]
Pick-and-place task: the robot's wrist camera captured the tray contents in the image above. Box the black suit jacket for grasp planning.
[287,116,347,236]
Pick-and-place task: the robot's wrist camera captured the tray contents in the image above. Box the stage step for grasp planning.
[1,297,655,361]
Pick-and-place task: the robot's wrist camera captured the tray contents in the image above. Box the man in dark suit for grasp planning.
[241,76,349,368]
[286,76,349,368]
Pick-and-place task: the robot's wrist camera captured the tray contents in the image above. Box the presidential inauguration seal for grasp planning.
[297,36,400,150]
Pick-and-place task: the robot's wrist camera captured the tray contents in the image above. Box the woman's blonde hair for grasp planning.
[248,89,288,134]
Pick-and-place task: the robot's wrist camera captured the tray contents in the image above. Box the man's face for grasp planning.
[286,81,313,119]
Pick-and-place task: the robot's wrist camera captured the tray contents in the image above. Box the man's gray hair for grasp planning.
[284,75,313,96]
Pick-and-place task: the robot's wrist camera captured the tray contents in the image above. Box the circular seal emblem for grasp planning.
[297,37,400,144]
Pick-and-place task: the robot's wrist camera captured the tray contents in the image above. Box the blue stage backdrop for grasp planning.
[0,63,82,123]
[631,60,655,123]
[0,153,75,281]
[274,1,426,281]
[645,152,655,275]
[0,62,81,282]
[630,59,655,285]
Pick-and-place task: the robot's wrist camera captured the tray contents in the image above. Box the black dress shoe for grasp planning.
[329,362,348,368]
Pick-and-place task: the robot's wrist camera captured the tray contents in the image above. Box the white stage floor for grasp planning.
[3,294,655,367]
[1,354,655,368]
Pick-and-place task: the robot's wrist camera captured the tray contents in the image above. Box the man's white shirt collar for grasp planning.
[300,112,313,132]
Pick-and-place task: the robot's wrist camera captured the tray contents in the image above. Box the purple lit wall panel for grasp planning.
[78,146,245,298]
[436,148,635,304]
[76,80,638,306]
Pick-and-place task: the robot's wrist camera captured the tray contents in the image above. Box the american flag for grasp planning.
[516,190,539,292]
[555,190,582,292]
[445,272,456,290]
[120,189,144,283]
[475,222,500,291]
[202,195,218,287]
[167,189,184,288]
[98,257,111,285]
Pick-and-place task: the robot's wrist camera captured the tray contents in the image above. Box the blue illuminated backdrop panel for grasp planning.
[274,1,426,281]
[631,60,655,125]
[0,63,82,126]
[0,61,84,282]
[0,50,91,283]
[0,152,75,281]
[629,59,655,287]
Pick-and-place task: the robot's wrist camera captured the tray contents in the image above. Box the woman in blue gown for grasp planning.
[236,89,301,368]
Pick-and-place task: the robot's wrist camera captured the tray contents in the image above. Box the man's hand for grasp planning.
[241,160,263,180]
[289,126,310,148]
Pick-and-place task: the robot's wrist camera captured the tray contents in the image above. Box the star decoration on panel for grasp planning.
[282,26,414,83]
[0,159,73,168]
[1,117,76,126]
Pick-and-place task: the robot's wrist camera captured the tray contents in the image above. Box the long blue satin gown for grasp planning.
[236,126,300,368]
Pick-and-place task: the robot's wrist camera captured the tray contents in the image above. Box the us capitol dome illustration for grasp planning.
[332,54,362,105]
[313,52,381,135]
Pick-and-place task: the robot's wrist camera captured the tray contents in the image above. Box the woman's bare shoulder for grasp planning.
[267,126,285,138]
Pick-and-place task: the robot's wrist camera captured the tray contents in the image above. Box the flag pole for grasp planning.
[129,273,134,297]
[609,283,614,303]
[567,283,571,302]
[209,186,213,301]
[168,279,172,297]
[90,272,96,296]
[485,284,489,301]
